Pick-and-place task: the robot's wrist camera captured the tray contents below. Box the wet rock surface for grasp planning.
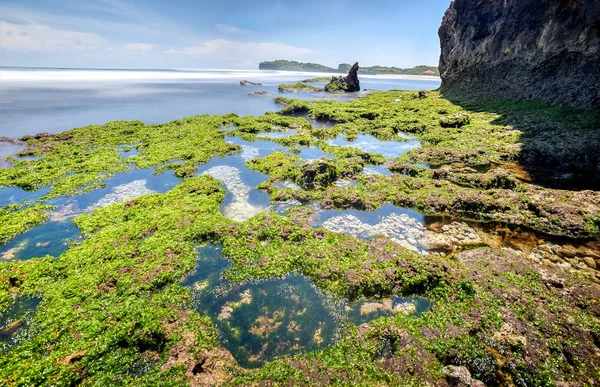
[438,0,600,108]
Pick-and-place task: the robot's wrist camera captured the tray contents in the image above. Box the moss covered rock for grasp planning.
[296,159,339,189]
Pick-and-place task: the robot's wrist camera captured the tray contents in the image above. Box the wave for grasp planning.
[0,67,333,83]
[0,67,439,84]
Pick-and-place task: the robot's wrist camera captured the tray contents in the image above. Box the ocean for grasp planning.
[0,67,440,139]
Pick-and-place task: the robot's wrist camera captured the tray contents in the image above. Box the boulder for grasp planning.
[325,62,360,92]
[438,0,600,108]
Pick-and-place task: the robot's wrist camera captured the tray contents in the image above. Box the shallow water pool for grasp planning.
[326,134,421,159]
[183,244,430,368]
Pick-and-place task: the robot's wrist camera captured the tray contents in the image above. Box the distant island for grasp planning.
[258,60,439,76]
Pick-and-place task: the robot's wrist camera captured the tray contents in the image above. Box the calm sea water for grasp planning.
[0,67,440,138]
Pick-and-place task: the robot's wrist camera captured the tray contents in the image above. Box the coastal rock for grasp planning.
[278,83,324,93]
[240,80,262,86]
[0,136,25,146]
[325,62,360,92]
[438,0,600,108]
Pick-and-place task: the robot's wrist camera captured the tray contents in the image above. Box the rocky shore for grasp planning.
[438,0,600,108]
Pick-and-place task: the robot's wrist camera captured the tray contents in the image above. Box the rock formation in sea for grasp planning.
[325,62,360,92]
[438,0,600,108]
[239,80,262,86]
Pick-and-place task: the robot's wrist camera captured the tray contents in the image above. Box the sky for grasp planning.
[0,0,452,70]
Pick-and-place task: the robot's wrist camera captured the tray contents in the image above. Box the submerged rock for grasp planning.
[247,91,274,97]
[240,80,262,86]
[325,62,360,92]
[438,0,600,108]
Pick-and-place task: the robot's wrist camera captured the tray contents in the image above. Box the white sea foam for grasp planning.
[0,67,439,84]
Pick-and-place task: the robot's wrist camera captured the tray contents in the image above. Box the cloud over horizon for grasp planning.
[0,0,448,69]
[166,39,312,60]
[0,21,105,51]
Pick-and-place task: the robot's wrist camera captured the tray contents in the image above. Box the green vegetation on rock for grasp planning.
[1,86,599,386]
[0,204,52,245]
[278,83,324,93]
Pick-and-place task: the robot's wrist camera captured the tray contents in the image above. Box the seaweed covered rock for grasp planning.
[278,83,324,93]
[325,62,360,92]
[296,159,338,189]
[439,113,471,128]
[438,0,600,108]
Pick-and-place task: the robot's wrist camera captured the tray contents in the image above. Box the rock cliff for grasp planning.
[438,0,600,108]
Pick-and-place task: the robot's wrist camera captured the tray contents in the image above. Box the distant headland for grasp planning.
[258,60,439,76]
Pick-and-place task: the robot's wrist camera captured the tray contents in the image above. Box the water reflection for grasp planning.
[326,134,420,159]
[0,186,51,207]
[312,205,427,253]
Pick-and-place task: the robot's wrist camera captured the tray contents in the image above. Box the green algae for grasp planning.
[0,204,53,245]
[278,83,324,93]
[0,116,236,197]
[0,88,598,386]
[299,77,331,83]
[0,176,230,385]
[324,79,347,92]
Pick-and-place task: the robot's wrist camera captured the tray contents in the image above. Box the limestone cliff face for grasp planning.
[438,0,600,108]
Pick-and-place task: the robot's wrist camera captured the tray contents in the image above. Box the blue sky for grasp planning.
[0,0,452,69]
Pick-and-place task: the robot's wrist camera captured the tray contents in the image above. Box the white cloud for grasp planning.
[122,43,154,51]
[0,21,105,51]
[166,39,311,60]
[215,23,250,34]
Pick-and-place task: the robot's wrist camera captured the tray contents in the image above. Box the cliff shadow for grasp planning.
[444,96,600,191]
